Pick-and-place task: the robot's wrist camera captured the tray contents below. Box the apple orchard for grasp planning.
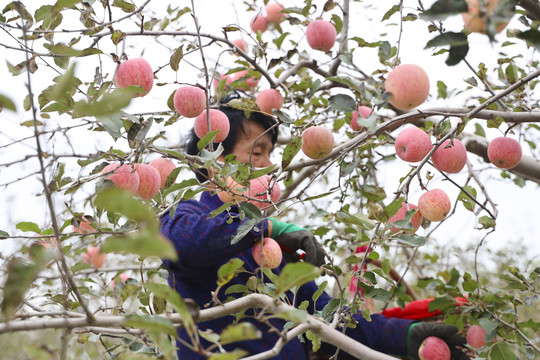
[1,0,540,359]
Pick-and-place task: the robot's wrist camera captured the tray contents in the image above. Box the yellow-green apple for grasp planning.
[466,325,487,349]
[418,336,451,360]
[266,2,286,23]
[82,246,107,269]
[487,136,522,169]
[149,157,176,188]
[232,38,249,54]
[302,126,334,160]
[101,163,140,194]
[134,163,161,200]
[247,174,281,210]
[385,64,430,111]
[252,237,283,269]
[432,139,467,173]
[462,0,508,34]
[306,19,337,52]
[350,106,372,132]
[231,69,260,90]
[250,13,268,33]
[114,58,153,97]
[388,203,423,234]
[194,109,230,143]
[256,89,283,114]
[394,126,432,162]
[173,86,206,118]
[419,189,451,222]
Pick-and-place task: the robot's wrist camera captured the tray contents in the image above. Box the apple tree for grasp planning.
[0,0,539,359]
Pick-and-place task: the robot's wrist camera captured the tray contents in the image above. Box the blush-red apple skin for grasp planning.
[388,203,423,234]
[467,325,487,349]
[251,14,268,33]
[385,64,430,111]
[134,163,161,200]
[149,158,176,188]
[102,163,140,194]
[256,89,283,114]
[418,189,451,222]
[306,20,337,52]
[350,106,372,131]
[266,2,286,23]
[462,0,508,34]
[432,139,467,173]
[174,86,206,118]
[213,73,233,90]
[487,137,522,169]
[231,69,260,90]
[114,58,154,97]
[252,237,283,269]
[232,38,249,54]
[194,109,230,143]
[248,175,281,210]
[302,126,335,160]
[394,126,432,162]
[418,336,451,360]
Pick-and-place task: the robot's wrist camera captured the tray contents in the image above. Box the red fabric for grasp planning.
[382,297,469,320]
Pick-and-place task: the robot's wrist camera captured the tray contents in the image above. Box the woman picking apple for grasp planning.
[159,92,470,360]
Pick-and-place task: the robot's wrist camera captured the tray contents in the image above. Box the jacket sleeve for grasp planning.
[160,198,270,272]
[295,281,413,357]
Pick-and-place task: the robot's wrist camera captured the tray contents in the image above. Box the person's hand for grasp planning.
[407,323,470,360]
[270,219,325,266]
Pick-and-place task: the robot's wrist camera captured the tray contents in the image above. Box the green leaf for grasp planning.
[112,0,135,12]
[326,77,360,92]
[397,234,426,247]
[50,63,76,101]
[328,94,356,112]
[16,221,41,233]
[97,112,123,140]
[421,0,468,20]
[197,130,221,151]
[0,230,9,238]
[385,197,405,218]
[437,80,447,99]
[331,14,342,34]
[95,187,155,223]
[274,309,307,323]
[217,258,245,287]
[382,5,400,21]
[208,350,248,360]
[458,185,477,212]
[487,341,517,360]
[281,136,302,170]
[170,45,184,72]
[1,258,42,319]
[362,185,386,202]
[231,219,257,245]
[0,94,17,112]
[122,314,177,337]
[73,89,133,118]
[428,295,456,312]
[102,227,178,260]
[239,203,262,222]
[516,29,540,52]
[111,30,126,45]
[275,262,321,295]
[426,32,468,48]
[220,323,261,345]
[479,216,496,229]
[365,288,392,302]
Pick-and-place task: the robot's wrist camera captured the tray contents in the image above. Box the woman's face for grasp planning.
[223,120,274,168]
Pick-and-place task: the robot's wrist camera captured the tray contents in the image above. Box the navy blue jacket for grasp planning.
[160,191,413,359]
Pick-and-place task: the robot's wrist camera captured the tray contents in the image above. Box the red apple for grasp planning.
[350,106,372,132]
[302,126,334,160]
[114,58,153,97]
[418,336,451,360]
[266,2,286,23]
[101,163,140,194]
[194,109,230,143]
[385,64,430,111]
[306,19,337,52]
[252,237,283,269]
[467,325,487,349]
[418,189,451,222]
[134,163,161,200]
[432,139,467,173]
[462,0,508,34]
[487,137,522,169]
[394,126,432,162]
[247,174,281,210]
[72,216,95,234]
[82,246,107,269]
[231,69,260,90]
[173,86,206,118]
[149,158,176,188]
[232,38,249,54]
[388,203,423,234]
[213,73,233,90]
[250,13,268,33]
[256,89,283,114]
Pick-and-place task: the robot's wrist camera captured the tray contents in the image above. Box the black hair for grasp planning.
[185,92,279,182]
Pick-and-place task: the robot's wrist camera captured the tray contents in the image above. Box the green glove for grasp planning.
[269,218,304,238]
[407,322,470,360]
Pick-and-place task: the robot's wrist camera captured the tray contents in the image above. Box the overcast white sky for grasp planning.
[1,0,539,263]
